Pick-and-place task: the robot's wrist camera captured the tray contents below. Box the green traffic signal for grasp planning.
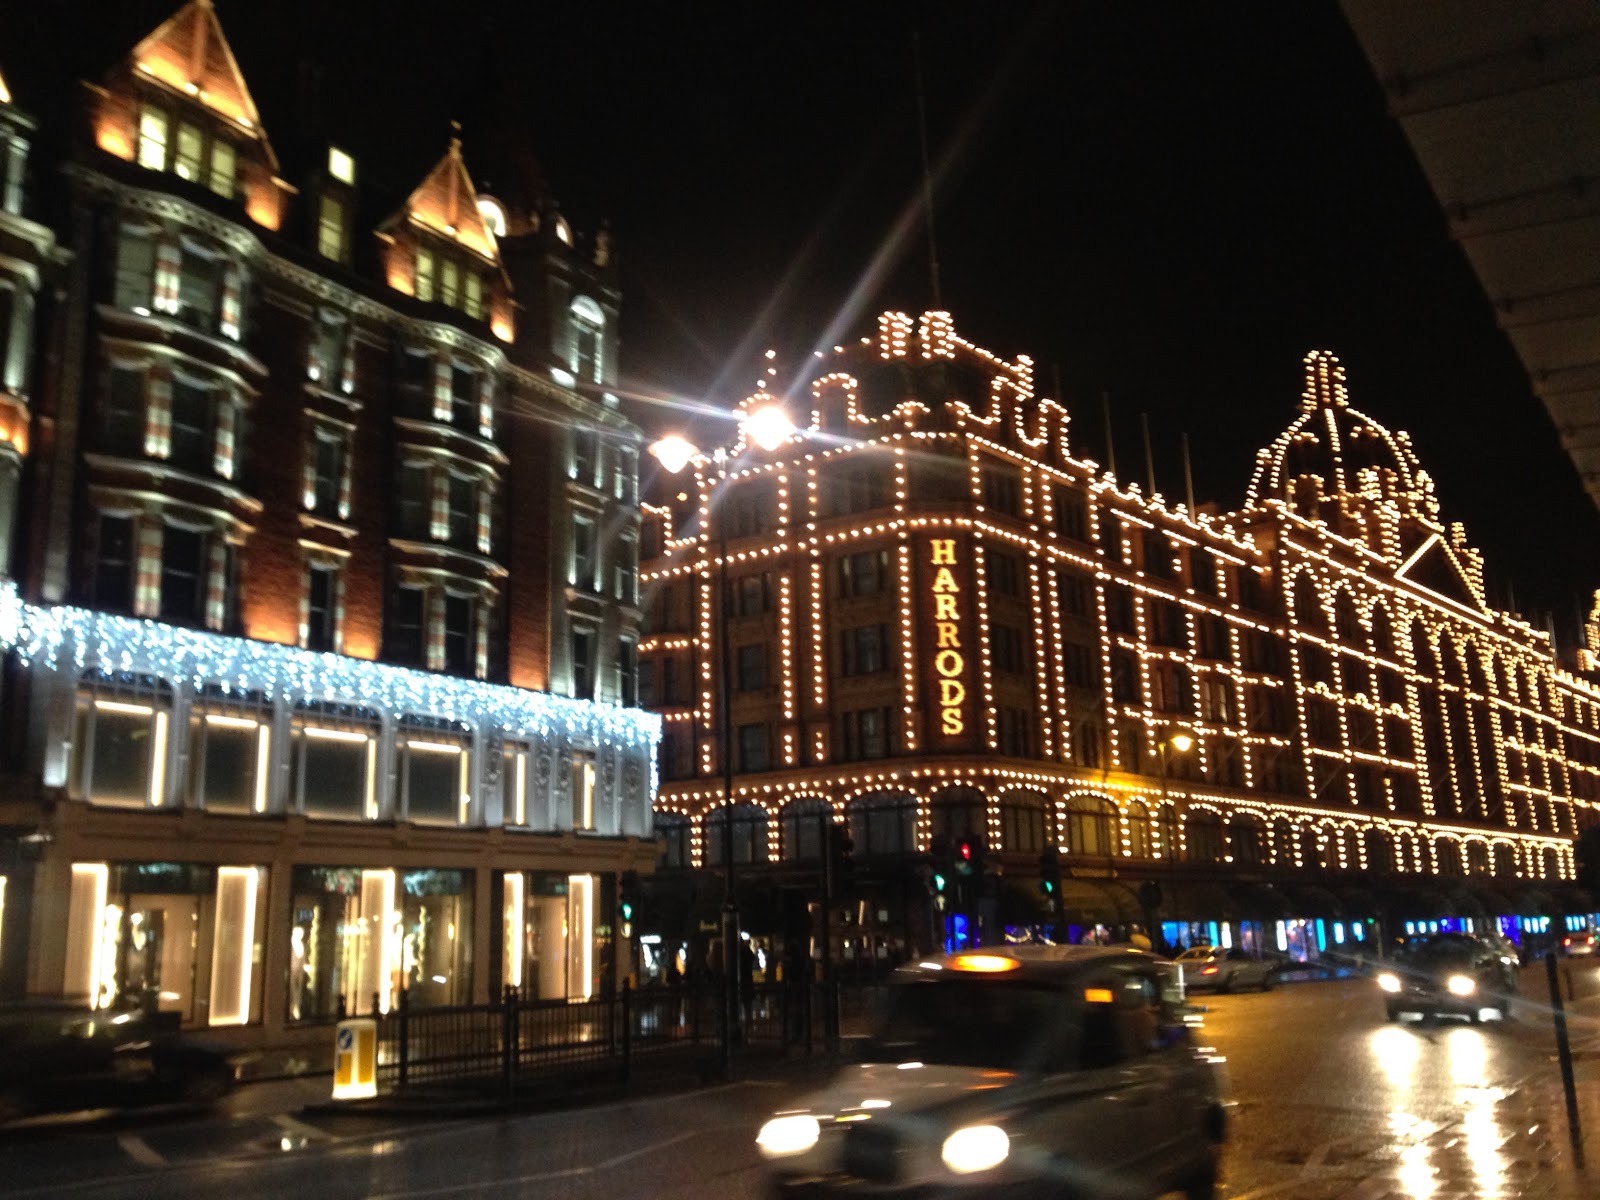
[932,872,947,893]
[1041,879,1056,895]
[620,902,634,921]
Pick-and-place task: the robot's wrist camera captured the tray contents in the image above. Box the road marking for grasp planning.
[366,1127,721,1199]
[115,1134,166,1167]
[270,1113,329,1141]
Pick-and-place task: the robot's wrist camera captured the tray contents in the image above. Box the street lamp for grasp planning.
[1148,726,1196,952]
[648,403,795,1071]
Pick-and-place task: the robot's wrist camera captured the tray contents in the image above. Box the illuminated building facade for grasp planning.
[640,309,1597,965]
[0,2,656,1051]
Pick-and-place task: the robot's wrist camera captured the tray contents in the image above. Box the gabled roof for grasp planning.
[129,0,275,165]
[1396,532,1485,615]
[388,136,501,264]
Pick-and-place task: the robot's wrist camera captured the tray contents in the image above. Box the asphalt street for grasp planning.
[2,960,1597,1199]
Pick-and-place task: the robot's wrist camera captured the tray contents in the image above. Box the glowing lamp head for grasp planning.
[649,435,699,475]
[743,404,795,451]
[1167,731,1195,754]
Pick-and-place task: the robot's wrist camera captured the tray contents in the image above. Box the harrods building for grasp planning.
[639,309,1598,968]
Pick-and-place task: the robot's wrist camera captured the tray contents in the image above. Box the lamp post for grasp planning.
[1150,727,1195,952]
[649,404,794,1073]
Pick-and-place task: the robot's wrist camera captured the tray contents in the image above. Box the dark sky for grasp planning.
[5,1,1598,634]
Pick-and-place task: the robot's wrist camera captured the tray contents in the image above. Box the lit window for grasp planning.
[440,258,460,309]
[415,248,436,302]
[70,676,172,809]
[569,297,604,382]
[476,196,506,237]
[175,123,203,181]
[293,708,378,820]
[305,564,339,652]
[137,106,169,171]
[571,749,596,830]
[464,271,483,320]
[400,722,471,826]
[328,146,356,185]
[209,139,235,199]
[317,194,345,261]
[188,702,270,814]
[571,626,595,700]
[571,516,597,589]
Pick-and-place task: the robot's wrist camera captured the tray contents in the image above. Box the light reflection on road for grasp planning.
[1369,1022,1517,1198]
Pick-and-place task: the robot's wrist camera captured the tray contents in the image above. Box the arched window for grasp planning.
[1333,591,1362,644]
[780,797,833,860]
[999,791,1050,854]
[1063,794,1112,857]
[1369,604,1394,659]
[1271,818,1296,866]
[930,787,984,843]
[569,296,605,383]
[1125,801,1151,858]
[1542,846,1563,879]
[704,803,769,866]
[654,812,692,869]
[848,791,917,856]
[1363,828,1393,874]
[1184,810,1224,863]
[1156,804,1180,860]
[1292,574,1324,631]
[1433,837,1463,877]
[1227,813,1265,865]
[1491,843,1517,879]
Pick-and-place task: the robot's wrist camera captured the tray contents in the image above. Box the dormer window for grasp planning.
[328,146,356,185]
[414,242,485,322]
[317,194,345,262]
[133,102,236,199]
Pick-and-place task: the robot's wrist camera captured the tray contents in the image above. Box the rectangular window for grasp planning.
[173,122,203,181]
[447,474,476,548]
[998,707,1032,757]
[190,711,268,814]
[397,463,430,539]
[571,750,596,829]
[842,708,890,761]
[988,552,1020,597]
[209,139,236,199]
[403,738,469,826]
[104,367,144,455]
[298,725,374,820]
[440,258,461,309]
[737,724,770,772]
[75,697,166,808]
[837,549,888,597]
[572,516,597,589]
[306,566,337,652]
[137,105,169,171]
[311,432,344,516]
[389,585,426,665]
[443,594,474,674]
[993,624,1025,673]
[615,540,637,603]
[1059,573,1090,617]
[317,194,344,261]
[573,323,599,381]
[737,643,767,692]
[981,465,1021,515]
[93,515,135,612]
[840,624,888,676]
[571,429,598,483]
[159,526,204,624]
[1055,488,1088,541]
[177,248,222,331]
[1064,641,1095,689]
[415,248,436,302]
[619,642,638,707]
[167,378,211,473]
[463,271,483,320]
[571,626,595,700]
[114,228,156,311]
[450,366,477,430]
[727,482,773,538]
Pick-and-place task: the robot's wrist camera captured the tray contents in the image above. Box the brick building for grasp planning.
[639,309,1597,972]
[0,1,656,1050]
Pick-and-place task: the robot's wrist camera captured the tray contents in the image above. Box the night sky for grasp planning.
[5,1,1598,634]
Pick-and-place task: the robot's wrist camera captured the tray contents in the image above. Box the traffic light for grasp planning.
[619,870,639,924]
[1038,847,1061,909]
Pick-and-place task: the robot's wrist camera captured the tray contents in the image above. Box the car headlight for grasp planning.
[756,1114,820,1158]
[1377,972,1402,994]
[1446,975,1476,997]
[941,1124,1010,1174]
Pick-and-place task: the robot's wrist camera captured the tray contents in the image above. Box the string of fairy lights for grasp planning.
[642,312,1594,885]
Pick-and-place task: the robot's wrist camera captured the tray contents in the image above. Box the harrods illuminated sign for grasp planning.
[929,538,966,736]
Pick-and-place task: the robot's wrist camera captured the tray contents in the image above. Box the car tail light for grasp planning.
[1200,966,1219,975]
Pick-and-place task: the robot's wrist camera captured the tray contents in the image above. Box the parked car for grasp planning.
[0,1003,244,1124]
[1376,932,1519,1022]
[1175,946,1277,993]
[756,945,1228,1199]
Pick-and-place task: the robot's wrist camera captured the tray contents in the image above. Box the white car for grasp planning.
[757,945,1228,1199]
